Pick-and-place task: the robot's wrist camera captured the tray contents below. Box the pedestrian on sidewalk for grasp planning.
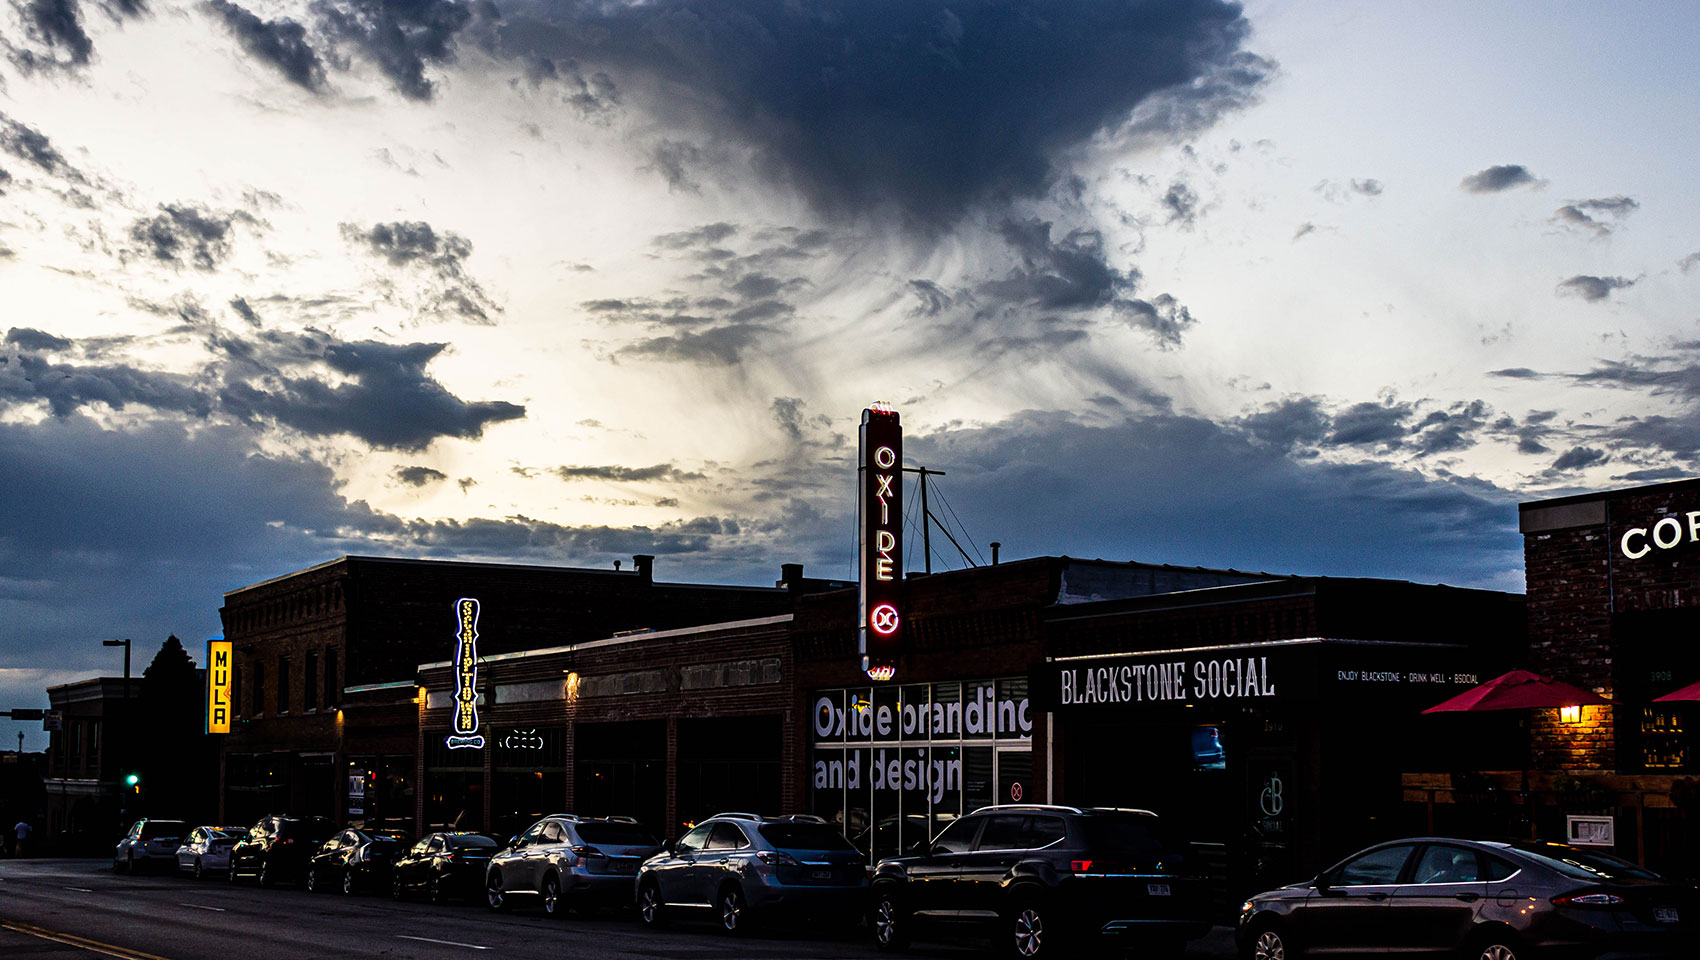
[13,819,33,858]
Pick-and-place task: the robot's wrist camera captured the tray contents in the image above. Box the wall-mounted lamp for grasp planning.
[564,671,580,701]
[1559,705,1582,724]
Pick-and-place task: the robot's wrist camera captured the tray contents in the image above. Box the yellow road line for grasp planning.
[0,919,176,960]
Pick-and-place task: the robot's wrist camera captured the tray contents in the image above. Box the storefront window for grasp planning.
[811,678,1031,856]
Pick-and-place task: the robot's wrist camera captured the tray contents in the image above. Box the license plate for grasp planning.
[611,861,635,873]
[811,870,833,880]
[1654,907,1679,924]
[1148,883,1171,897]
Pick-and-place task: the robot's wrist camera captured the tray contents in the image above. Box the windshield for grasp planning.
[1506,843,1661,882]
[280,820,336,842]
[447,835,497,849]
[758,823,858,852]
[574,823,659,847]
[139,822,188,839]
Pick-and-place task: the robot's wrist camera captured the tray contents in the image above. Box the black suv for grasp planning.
[229,816,337,887]
[870,804,1209,959]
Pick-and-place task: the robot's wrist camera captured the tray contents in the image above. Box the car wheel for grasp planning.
[194,857,206,881]
[125,852,135,875]
[1248,924,1293,960]
[341,869,357,896]
[258,859,275,888]
[541,874,565,919]
[428,876,445,905]
[717,885,748,935]
[227,860,241,884]
[392,875,405,901]
[1468,934,1522,960]
[485,871,509,912]
[872,888,910,952]
[1007,898,1053,959]
[638,879,665,928]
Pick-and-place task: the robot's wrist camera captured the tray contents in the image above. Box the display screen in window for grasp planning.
[1191,725,1226,771]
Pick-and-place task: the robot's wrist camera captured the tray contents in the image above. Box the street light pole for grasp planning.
[102,639,131,700]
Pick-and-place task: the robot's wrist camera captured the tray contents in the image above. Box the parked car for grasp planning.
[175,825,246,879]
[636,812,868,934]
[392,832,500,903]
[868,804,1209,959]
[306,827,411,894]
[114,819,189,874]
[485,814,662,917]
[1236,837,1698,960]
[228,815,336,887]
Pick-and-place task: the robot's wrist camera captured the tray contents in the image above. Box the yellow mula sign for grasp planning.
[207,640,232,734]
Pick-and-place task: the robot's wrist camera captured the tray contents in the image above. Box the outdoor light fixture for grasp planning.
[1560,705,1582,724]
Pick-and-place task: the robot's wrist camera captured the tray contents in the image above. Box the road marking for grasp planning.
[398,935,491,950]
[62,886,94,892]
[177,902,226,912]
[0,919,177,960]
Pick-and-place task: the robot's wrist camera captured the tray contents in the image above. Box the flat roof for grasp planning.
[1518,475,1700,512]
[225,554,787,600]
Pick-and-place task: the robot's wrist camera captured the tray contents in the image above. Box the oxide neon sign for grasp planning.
[206,639,232,734]
[446,598,484,749]
[859,403,903,681]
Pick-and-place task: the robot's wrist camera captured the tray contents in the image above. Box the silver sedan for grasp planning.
[176,825,244,879]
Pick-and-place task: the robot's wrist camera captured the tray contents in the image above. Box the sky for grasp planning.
[2,0,1697,749]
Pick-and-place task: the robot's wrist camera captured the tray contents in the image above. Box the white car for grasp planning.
[114,819,189,874]
[176,825,245,879]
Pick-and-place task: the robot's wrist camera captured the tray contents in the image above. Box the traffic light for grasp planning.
[125,773,140,788]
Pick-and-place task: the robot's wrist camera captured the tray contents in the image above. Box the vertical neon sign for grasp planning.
[859,403,903,681]
[445,598,484,749]
[206,639,232,734]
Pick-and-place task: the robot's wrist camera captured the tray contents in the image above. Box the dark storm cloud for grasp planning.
[2,322,526,451]
[206,0,328,92]
[1488,410,1558,455]
[5,327,72,352]
[1410,400,1489,457]
[229,296,262,326]
[1551,446,1607,471]
[1161,180,1199,227]
[908,279,953,317]
[1237,396,1330,450]
[341,220,499,322]
[1326,399,1410,447]
[983,218,1131,312]
[311,0,475,101]
[11,0,92,68]
[498,0,1265,226]
[1124,294,1195,346]
[0,113,85,183]
[1550,195,1638,238]
[1488,367,1542,379]
[1460,164,1542,193]
[219,339,525,450]
[1556,274,1637,302]
[646,138,708,193]
[907,410,1522,587]
[126,204,255,270]
[551,463,705,483]
[616,324,767,365]
[394,464,448,486]
[652,222,737,250]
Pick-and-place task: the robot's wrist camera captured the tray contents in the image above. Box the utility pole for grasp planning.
[902,466,946,574]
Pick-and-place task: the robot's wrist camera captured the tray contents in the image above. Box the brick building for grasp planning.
[42,678,130,852]
[217,554,807,825]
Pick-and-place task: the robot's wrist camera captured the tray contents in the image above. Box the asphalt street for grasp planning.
[0,860,1240,960]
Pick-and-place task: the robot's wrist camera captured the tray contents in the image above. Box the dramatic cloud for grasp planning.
[1162,180,1199,227]
[1556,274,1637,302]
[0,112,85,182]
[341,220,500,322]
[1410,400,1489,457]
[313,0,475,101]
[1551,446,1607,471]
[1460,164,1542,193]
[1238,395,1330,450]
[3,323,526,451]
[498,0,1267,225]
[551,463,706,483]
[394,465,448,486]
[10,0,93,69]
[1550,195,1638,238]
[126,203,255,270]
[1326,399,1410,447]
[206,0,328,92]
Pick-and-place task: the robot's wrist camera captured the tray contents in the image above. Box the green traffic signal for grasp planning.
[125,773,139,786]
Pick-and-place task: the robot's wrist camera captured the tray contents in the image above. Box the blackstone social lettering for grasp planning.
[1058,656,1277,706]
[1619,510,1700,559]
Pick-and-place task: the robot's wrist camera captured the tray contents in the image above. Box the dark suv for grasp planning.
[870,804,1209,959]
[228,816,337,887]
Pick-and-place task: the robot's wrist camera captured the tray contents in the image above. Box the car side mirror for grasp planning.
[663,839,676,855]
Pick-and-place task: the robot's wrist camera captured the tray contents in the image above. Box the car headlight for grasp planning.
[1240,900,1255,915]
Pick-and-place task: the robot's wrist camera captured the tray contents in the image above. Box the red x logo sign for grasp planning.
[870,603,900,636]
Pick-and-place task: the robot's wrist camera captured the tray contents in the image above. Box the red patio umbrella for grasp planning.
[1653,679,1700,702]
[1421,668,1612,714]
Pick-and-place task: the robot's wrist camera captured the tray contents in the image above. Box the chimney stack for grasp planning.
[990,542,1001,565]
[780,563,804,594]
[633,554,654,584]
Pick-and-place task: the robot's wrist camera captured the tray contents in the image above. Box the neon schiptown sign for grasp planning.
[446,597,484,749]
[859,403,903,681]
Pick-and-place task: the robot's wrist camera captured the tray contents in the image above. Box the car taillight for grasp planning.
[276,839,293,846]
[1553,891,1625,907]
[570,845,604,859]
[756,850,799,867]
[1070,860,1094,873]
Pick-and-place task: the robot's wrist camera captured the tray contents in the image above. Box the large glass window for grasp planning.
[810,678,1033,857]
